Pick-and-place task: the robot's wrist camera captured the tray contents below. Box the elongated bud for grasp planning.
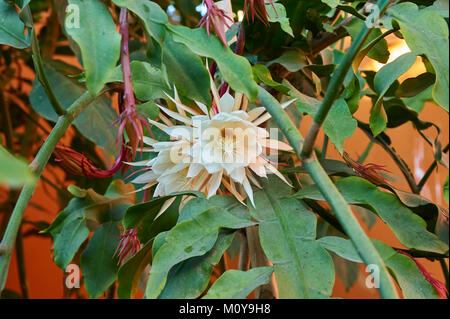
[398,251,448,299]
[114,228,141,265]
[244,0,277,26]
[343,152,390,185]
[53,144,130,178]
[199,0,233,46]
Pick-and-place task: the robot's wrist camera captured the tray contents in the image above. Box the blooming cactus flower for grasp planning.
[244,0,277,25]
[199,0,234,46]
[128,77,295,208]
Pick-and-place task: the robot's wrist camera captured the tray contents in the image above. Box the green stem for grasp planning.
[418,143,450,191]
[301,0,392,160]
[15,226,29,298]
[304,158,399,299]
[23,6,66,116]
[0,92,14,151]
[358,140,374,163]
[358,122,419,193]
[439,258,449,292]
[238,230,249,271]
[320,136,329,161]
[0,91,96,291]
[258,93,398,298]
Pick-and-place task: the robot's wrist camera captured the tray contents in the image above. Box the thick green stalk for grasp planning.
[0,92,96,291]
[257,88,304,152]
[258,86,399,298]
[304,159,399,299]
[301,0,392,159]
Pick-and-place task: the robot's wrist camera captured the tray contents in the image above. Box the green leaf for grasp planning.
[318,236,440,299]
[178,195,250,223]
[270,50,305,72]
[295,177,449,254]
[159,231,235,299]
[370,52,417,136]
[203,267,274,299]
[145,206,255,298]
[444,175,449,205]
[249,176,335,298]
[137,195,181,244]
[253,64,290,94]
[29,61,119,155]
[266,2,293,37]
[281,159,356,177]
[289,86,356,153]
[162,33,211,105]
[396,73,435,98]
[81,223,120,299]
[122,191,203,230]
[386,3,449,111]
[12,0,30,9]
[83,180,136,229]
[167,24,259,101]
[321,0,339,8]
[66,0,121,95]
[46,181,135,269]
[0,0,29,49]
[0,145,34,188]
[403,86,433,113]
[346,19,390,64]
[270,51,336,76]
[52,214,89,269]
[109,61,171,101]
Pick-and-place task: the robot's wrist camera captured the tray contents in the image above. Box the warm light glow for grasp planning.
[237,10,244,22]
[373,41,411,71]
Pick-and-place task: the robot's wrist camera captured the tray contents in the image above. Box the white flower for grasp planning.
[128,77,295,209]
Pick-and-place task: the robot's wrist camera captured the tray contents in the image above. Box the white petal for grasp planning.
[230,167,246,184]
[265,162,293,187]
[187,163,204,178]
[195,101,209,115]
[166,90,200,116]
[208,170,223,198]
[148,118,169,131]
[163,125,193,140]
[156,103,193,125]
[155,197,177,219]
[242,176,255,207]
[259,139,293,151]
[253,99,296,126]
[131,170,158,184]
[247,107,266,122]
[143,136,158,146]
[246,168,262,189]
[124,160,150,167]
[233,93,243,111]
[220,92,235,113]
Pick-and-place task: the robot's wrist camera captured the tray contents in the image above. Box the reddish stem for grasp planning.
[119,8,136,117]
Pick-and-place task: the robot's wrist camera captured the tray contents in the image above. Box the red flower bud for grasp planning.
[114,228,141,265]
[53,144,130,178]
[199,0,234,46]
[343,152,390,185]
[244,0,277,26]
[398,251,448,299]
